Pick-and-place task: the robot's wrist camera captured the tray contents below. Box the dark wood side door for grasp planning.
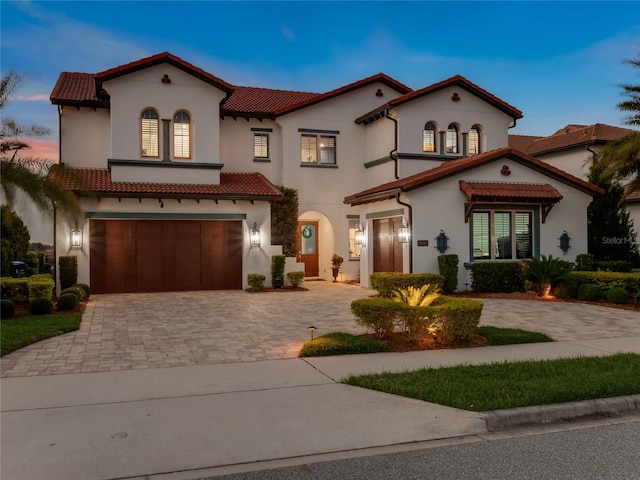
[373,217,404,273]
[297,221,319,277]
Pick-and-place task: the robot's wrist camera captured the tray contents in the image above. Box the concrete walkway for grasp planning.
[2,282,639,377]
[1,283,639,479]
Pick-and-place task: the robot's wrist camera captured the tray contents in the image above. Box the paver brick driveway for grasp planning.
[1,282,638,377]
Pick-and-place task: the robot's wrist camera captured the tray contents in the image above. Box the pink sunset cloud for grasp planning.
[18,139,59,162]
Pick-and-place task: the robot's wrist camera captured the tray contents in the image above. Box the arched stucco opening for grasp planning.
[297,210,336,282]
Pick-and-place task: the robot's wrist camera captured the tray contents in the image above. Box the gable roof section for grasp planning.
[509,124,638,156]
[95,51,234,93]
[50,166,283,201]
[50,72,108,108]
[344,147,603,205]
[220,86,321,118]
[356,75,522,125]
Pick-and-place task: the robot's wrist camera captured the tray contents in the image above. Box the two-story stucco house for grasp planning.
[50,52,602,293]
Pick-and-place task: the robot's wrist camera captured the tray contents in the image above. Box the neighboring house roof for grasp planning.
[344,147,603,206]
[509,124,638,157]
[50,52,412,119]
[356,74,523,125]
[50,166,283,201]
[624,184,640,204]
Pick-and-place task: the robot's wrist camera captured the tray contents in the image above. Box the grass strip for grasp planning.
[1,314,82,356]
[478,326,553,345]
[299,332,389,357]
[344,353,640,411]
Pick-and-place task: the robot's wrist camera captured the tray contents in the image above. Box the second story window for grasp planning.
[173,110,191,159]
[254,133,269,159]
[446,123,459,154]
[422,122,437,152]
[141,109,159,157]
[301,133,336,165]
[468,125,481,155]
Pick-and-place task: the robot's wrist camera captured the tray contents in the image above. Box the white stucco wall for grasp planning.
[60,107,110,168]
[103,64,227,163]
[535,147,598,180]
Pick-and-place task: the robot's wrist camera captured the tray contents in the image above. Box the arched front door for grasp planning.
[297,221,319,277]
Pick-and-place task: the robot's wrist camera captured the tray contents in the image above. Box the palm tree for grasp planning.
[523,255,573,298]
[602,56,640,192]
[1,71,82,217]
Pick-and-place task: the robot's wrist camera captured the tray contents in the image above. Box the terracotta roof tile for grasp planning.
[459,181,563,202]
[220,86,320,116]
[50,166,283,200]
[624,184,640,203]
[50,72,104,106]
[344,147,603,205]
[511,124,638,156]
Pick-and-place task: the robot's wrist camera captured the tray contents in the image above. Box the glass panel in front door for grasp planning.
[301,224,316,254]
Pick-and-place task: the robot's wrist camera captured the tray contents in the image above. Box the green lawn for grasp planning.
[478,326,553,345]
[344,353,640,411]
[1,314,82,356]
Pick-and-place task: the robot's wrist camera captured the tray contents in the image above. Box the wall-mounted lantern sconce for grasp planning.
[398,222,410,244]
[71,222,83,248]
[435,230,449,254]
[354,225,365,245]
[250,222,261,247]
[558,231,571,254]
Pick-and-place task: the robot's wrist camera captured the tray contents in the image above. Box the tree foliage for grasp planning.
[1,205,30,276]
[270,186,298,257]
[1,71,82,217]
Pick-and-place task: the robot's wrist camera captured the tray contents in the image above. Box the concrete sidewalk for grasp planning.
[2,336,640,480]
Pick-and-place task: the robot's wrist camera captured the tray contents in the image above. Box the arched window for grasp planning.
[173,110,191,159]
[141,109,159,157]
[468,125,481,155]
[422,122,437,152]
[446,123,459,154]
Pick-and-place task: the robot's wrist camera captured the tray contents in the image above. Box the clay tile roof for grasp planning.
[508,134,543,153]
[50,72,105,107]
[511,124,639,156]
[50,166,283,200]
[220,86,320,117]
[459,181,563,202]
[95,51,234,92]
[344,147,603,205]
[624,184,640,203]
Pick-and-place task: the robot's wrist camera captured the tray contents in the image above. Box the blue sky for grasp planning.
[1,0,639,154]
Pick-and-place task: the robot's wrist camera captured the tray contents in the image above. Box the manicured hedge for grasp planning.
[1,274,54,303]
[470,262,525,293]
[351,298,402,338]
[58,256,78,290]
[566,271,640,297]
[438,254,459,294]
[369,272,445,298]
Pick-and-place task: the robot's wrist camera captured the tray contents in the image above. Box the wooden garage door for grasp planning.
[90,220,242,293]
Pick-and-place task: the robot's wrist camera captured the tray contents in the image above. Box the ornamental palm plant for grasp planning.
[523,254,573,297]
[392,284,442,341]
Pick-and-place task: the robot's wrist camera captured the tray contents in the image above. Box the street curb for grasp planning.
[480,395,640,431]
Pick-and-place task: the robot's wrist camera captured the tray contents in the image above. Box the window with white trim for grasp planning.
[468,125,481,155]
[301,133,336,164]
[254,133,269,159]
[472,210,533,260]
[173,110,191,159]
[141,109,159,157]
[422,122,437,152]
[446,123,459,154]
[348,219,362,259]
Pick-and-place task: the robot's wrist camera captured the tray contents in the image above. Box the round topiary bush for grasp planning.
[30,297,54,315]
[554,280,578,299]
[57,292,79,311]
[607,287,630,305]
[61,286,86,302]
[578,283,601,302]
[72,283,91,299]
[1,299,16,319]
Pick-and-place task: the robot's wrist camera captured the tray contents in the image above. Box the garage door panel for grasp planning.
[90,219,242,293]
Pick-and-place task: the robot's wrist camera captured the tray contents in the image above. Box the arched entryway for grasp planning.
[297,211,333,279]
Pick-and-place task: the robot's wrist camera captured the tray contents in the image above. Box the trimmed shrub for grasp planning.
[57,292,79,311]
[247,274,266,291]
[523,255,573,297]
[61,286,86,302]
[607,287,630,305]
[58,256,78,290]
[1,299,15,319]
[432,297,484,343]
[73,283,91,299]
[25,251,40,276]
[28,275,55,301]
[438,254,459,293]
[351,298,403,338]
[299,332,389,357]
[30,297,54,315]
[271,254,286,288]
[1,277,29,304]
[554,280,578,299]
[286,271,305,287]
[575,254,595,272]
[470,262,525,293]
[369,272,445,298]
[578,283,601,302]
[594,260,632,273]
[567,271,640,298]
